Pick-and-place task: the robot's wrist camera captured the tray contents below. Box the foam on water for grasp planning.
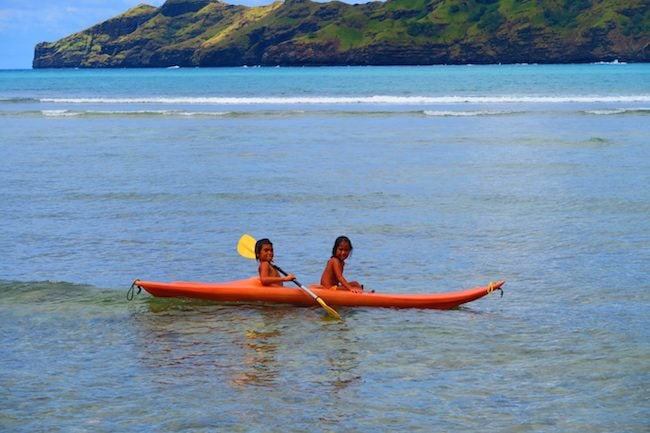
[36,95,650,105]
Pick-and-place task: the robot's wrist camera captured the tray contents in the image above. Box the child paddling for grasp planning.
[255,238,295,286]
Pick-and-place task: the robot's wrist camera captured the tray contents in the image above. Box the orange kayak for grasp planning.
[133,277,504,310]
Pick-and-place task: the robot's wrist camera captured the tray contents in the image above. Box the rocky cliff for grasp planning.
[33,0,650,68]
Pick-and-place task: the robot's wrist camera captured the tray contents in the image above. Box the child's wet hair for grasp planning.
[332,236,353,257]
[255,238,272,260]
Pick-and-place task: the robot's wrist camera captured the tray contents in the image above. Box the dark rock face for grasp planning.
[33,0,650,68]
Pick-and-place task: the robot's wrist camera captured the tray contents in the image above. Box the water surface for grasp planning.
[1,64,649,432]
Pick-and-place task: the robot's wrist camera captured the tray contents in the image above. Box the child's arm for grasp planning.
[259,261,295,286]
[330,259,362,293]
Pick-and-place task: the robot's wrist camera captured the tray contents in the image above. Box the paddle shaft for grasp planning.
[237,234,342,319]
[272,263,319,299]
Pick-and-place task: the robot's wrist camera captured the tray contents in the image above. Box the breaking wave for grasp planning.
[28,95,650,105]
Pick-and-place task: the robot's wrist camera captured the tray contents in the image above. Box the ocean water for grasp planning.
[1,64,649,432]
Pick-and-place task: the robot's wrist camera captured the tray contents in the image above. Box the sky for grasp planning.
[0,0,274,69]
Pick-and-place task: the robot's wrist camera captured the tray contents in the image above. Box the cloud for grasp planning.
[0,8,28,33]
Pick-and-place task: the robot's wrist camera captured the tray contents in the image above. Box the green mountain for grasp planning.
[33,0,649,68]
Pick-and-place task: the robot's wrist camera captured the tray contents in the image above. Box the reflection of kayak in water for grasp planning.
[132,278,505,310]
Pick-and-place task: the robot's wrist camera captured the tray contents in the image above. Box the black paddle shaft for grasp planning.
[272,263,302,287]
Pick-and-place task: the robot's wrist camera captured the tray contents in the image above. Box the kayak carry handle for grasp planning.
[127,279,142,301]
[486,281,504,297]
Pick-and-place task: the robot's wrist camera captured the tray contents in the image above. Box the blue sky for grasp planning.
[0,0,275,69]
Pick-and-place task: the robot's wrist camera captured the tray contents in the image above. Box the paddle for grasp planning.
[237,234,342,320]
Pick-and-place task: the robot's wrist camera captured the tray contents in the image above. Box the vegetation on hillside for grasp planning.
[33,0,650,67]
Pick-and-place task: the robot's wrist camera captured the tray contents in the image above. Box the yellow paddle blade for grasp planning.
[316,297,343,320]
[237,234,257,260]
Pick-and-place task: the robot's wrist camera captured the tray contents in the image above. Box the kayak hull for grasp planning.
[135,277,504,310]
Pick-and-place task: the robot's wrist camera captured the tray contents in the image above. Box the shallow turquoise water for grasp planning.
[1,64,649,432]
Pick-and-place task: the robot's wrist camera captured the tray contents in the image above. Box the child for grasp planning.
[255,238,295,286]
[320,236,363,293]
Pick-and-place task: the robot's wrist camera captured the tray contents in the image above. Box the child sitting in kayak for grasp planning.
[321,236,364,293]
[255,238,295,286]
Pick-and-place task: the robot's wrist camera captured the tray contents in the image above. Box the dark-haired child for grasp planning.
[320,236,363,293]
[255,238,295,286]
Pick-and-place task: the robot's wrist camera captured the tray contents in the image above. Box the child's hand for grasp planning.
[284,274,296,282]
